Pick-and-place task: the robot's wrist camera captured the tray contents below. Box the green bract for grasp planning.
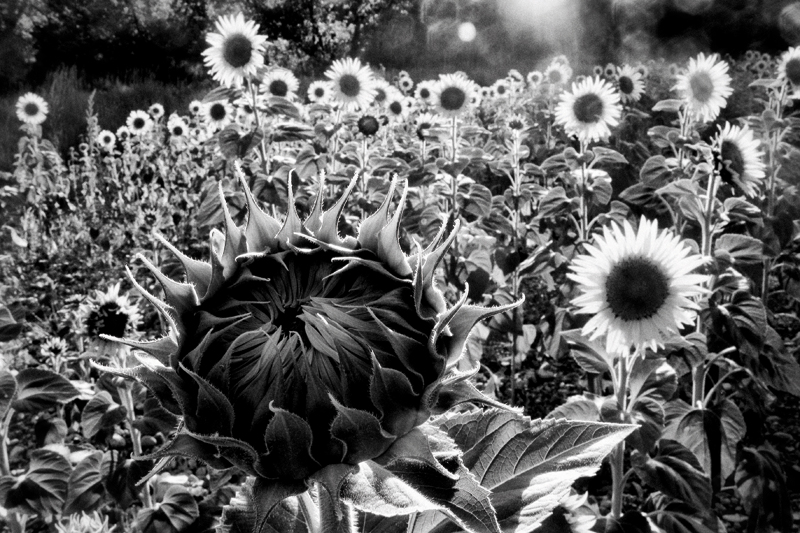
[102,172,518,504]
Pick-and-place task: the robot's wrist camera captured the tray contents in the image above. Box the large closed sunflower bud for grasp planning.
[101,171,519,516]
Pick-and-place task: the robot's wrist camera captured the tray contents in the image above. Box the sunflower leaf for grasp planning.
[340,460,441,517]
[420,409,635,533]
[11,369,80,413]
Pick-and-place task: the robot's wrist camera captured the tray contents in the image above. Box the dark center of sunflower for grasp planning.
[688,71,714,103]
[172,125,184,136]
[573,93,605,123]
[24,103,39,116]
[619,76,634,94]
[509,119,525,130]
[785,58,800,86]
[133,117,145,129]
[314,87,325,97]
[339,74,361,97]
[719,139,745,181]
[497,85,506,95]
[374,88,386,102]
[420,87,430,98]
[223,34,253,68]
[548,70,563,84]
[358,115,380,136]
[210,103,227,121]
[86,302,130,338]
[605,256,670,321]
[440,86,466,111]
[270,79,289,97]
[389,101,403,115]
[102,135,112,143]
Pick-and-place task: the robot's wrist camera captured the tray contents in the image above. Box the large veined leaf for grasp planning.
[631,440,711,511]
[81,391,127,438]
[136,485,199,533]
[408,409,635,533]
[0,304,23,342]
[0,370,17,419]
[11,369,79,413]
[64,451,105,515]
[0,448,72,517]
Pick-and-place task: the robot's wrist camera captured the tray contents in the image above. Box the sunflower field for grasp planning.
[2,10,800,533]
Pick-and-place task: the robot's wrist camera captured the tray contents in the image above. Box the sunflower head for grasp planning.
[714,122,766,198]
[203,13,268,87]
[101,172,518,487]
[673,52,732,122]
[555,76,622,143]
[569,217,707,354]
[79,283,141,356]
[357,114,380,136]
[16,93,49,126]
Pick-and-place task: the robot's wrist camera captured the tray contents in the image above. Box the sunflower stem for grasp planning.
[298,490,321,533]
[509,132,522,406]
[117,383,154,509]
[610,351,630,521]
[0,406,14,477]
[578,140,589,244]
[247,79,272,181]
[317,482,356,533]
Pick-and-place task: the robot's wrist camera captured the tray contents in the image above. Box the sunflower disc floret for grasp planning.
[101,173,518,505]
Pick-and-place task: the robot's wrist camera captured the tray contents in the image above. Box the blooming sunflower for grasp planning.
[492,79,511,99]
[604,63,617,79]
[96,130,116,152]
[371,78,392,107]
[16,93,49,126]
[777,46,800,94]
[526,71,543,86]
[148,103,165,120]
[673,53,732,122]
[508,69,524,85]
[203,100,234,130]
[713,122,766,198]
[100,174,518,513]
[415,80,435,105]
[325,57,376,110]
[385,91,407,120]
[189,100,203,115]
[432,73,474,118]
[116,125,131,142]
[262,68,299,98]
[79,282,141,357]
[307,80,332,103]
[168,115,189,138]
[555,76,622,143]
[398,74,414,94]
[415,112,440,140]
[569,217,707,354]
[544,62,572,85]
[126,110,153,136]
[203,13,268,87]
[592,65,604,77]
[616,64,645,104]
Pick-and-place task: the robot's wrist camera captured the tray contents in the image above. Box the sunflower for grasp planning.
[79,282,141,357]
[673,53,732,122]
[508,69,524,85]
[526,70,543,86]
[398,74,414,94]
[16,93,49,126]
[616,64,645,104]
[415,112,440,140]
[126,110,153,136]
[505,113,529,133]
[262,68,299,98]
[96,130,116,152]
[203,13,268,87]
[116,125,131,142]
[714,122,766,198]
[492,79,511,99]
[189,100,203,115]
[544,62,572,85]
[357,114,381,137]
[777,46,800,94]
[148,103,165,120]
[100,176,519,520]
[414,80,435,105]
[569,217,707,354]
[592,65,604,77]
[325,57,376,110]
[203,100,234,130]
[385,92,407,121]
[307,80,332,103]
[555,76,622,143]
[168,115,189,138]
[636,62,650,78]
[371,78,392,107]
[432,73,474,118]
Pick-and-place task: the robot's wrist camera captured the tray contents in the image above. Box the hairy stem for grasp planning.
[0,407,15,476]
[610,352,630,520]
